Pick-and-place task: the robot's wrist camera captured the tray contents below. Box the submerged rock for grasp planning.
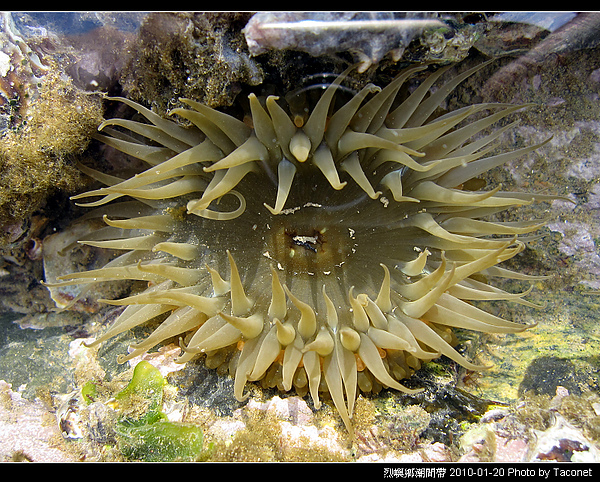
[119,12,263,115]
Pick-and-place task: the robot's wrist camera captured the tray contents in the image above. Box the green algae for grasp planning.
[81,380,97,404]
[116,420,208,462]
[115,360,164,414]
[470,290,600,403]
[110,361,210,462]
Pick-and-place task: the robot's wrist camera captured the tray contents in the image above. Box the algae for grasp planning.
[116,419,207,462]
[59,360,211,461]
[0,70,103,245]
[108,360,209,461]
[81,380,97,404]
[209,402,349,462]
[113,360,164,416]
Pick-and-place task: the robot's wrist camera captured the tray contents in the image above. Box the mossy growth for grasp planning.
[210,403,350,462]
[0,69,103,245]
[110,360,211,462]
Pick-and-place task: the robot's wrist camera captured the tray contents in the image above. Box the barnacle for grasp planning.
[46,60,554,435]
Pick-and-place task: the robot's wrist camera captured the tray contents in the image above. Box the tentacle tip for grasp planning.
[264,202,281,215]
[178,336,189,352]
[115,354,128,365]
[332,181,348,190]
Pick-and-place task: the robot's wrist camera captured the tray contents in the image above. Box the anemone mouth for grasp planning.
[46,60,555,435]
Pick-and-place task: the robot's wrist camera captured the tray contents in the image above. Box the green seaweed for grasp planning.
[112,361,210,461]
[115,360,164,414]
[117,420,208,462]
[81,380,98,404]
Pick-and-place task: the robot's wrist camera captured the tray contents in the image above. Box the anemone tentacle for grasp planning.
[47,61,555,435]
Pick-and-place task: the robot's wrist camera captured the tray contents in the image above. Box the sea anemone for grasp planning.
[46,60,553,434]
